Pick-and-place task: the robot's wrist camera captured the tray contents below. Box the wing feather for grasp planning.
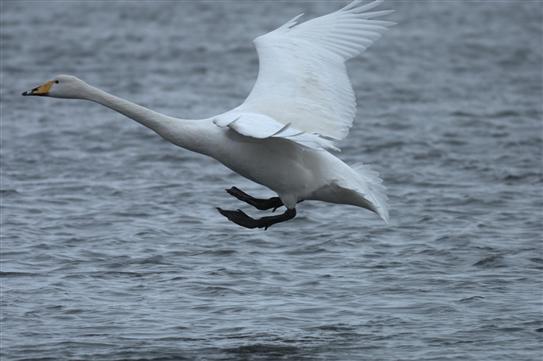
[213,112,339,151]
[236,0,394,146]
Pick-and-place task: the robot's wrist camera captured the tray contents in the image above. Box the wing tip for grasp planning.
[278,12,304,31]
[343,0,381,12]
[342,0,388,13]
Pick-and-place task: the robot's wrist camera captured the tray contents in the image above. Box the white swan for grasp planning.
[23,0,394,229]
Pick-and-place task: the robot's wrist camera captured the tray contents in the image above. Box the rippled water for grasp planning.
[1,1,542,360]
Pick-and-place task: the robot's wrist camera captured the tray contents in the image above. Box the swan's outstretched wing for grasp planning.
[236,0,394,146]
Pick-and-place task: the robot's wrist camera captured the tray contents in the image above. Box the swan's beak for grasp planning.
[22,80,54,96]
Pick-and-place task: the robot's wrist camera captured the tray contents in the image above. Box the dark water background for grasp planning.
[1,1,542,360]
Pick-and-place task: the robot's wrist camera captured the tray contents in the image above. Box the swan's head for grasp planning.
[22,75,88,99]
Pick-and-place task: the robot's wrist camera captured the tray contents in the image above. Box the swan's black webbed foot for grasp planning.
[217,207,296,230]
[226,186,283,211]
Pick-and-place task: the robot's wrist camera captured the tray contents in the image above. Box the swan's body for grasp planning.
[23,0,394,229]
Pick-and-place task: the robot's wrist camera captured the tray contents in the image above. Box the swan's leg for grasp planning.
[216,207,296,230]
[226,186,283,211]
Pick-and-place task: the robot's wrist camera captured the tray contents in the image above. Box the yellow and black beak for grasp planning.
[22,80,54,96]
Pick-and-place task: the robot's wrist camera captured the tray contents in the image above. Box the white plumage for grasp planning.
[213,112,339,151]
[237,0,395,144]
[23,0,394,229]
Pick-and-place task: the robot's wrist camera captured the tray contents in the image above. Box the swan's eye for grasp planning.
[54,80,59,84]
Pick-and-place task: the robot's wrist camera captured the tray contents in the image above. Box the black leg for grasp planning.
[217,207,296,230]
[226,186,283,211]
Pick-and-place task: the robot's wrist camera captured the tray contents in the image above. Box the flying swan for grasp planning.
[23,0,394,229]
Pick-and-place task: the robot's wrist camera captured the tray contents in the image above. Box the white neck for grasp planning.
[81,84,216,155]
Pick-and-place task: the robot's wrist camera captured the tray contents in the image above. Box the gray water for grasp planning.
[1,1,542,360]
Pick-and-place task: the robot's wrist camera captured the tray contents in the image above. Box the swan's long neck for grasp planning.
[85,85,170,131]
[82,84,216,155]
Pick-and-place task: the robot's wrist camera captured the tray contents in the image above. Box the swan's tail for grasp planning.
[348,163,389,223]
